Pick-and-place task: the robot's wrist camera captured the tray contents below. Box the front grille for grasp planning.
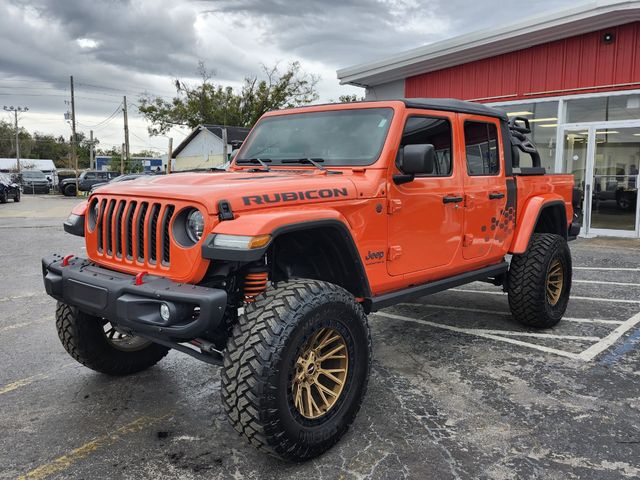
[93,197,175,268]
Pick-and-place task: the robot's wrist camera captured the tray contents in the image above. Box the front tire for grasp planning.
[55,302,170,375]
[63,184,76,197]
[13,189,20,202]
[507,233,572,328]
[221,279,372,461]
[0,190,7,203]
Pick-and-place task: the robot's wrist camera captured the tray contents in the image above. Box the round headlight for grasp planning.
[186,210,205,243]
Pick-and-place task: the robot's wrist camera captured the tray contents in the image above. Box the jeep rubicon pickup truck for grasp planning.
[42,99,579,461]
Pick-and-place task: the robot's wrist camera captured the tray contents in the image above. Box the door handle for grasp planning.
[443,195,464,204]
[489,192,505,200]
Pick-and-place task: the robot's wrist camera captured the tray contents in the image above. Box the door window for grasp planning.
[464,121,500,175]
[401,116,452,176]
[84,172,97,180]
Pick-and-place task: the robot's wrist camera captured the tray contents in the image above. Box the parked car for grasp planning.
[0,173,20,203]
[20,170,50,194]
[89,172,162,194]
[60,170,120,197]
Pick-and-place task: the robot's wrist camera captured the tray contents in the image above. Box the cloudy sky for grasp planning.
[0,0,585,154]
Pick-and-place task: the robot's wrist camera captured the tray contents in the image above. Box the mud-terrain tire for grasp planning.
[221,279,372,461]
[507,233,572,328]
[63,184,76,197]
[55,302,170,375]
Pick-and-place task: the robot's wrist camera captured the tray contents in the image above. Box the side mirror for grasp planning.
[394,144,435,184]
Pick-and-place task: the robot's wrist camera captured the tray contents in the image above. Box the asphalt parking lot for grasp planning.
[1,195,639,480]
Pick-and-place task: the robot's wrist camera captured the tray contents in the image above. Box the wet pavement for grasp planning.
[1,195,639,479]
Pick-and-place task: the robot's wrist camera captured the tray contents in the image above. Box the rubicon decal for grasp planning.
[242,188,349,206]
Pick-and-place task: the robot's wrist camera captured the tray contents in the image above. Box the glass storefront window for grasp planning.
[494,101,558,172]
[566,93,640,123]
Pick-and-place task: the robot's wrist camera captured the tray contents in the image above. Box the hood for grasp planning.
[92,170,360,214]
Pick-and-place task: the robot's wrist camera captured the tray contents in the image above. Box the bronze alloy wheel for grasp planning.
[102,321,152,352]
[292,327,349,419]
[546,259,564,306]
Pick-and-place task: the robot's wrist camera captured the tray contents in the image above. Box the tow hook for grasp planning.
[61,254,74,267]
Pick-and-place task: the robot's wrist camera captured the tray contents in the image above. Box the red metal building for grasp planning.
[338,0,640,238]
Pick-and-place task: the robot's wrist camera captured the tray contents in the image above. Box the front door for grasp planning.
[387,112,464,276]
[460,116,508,260]
[561,124,640,237]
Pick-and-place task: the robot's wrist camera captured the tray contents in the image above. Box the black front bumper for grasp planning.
[42,255,227,340]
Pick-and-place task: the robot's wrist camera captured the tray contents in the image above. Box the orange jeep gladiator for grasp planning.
[42,99,579,460]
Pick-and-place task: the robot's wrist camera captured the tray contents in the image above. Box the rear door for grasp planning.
[387,111,464,276]
[460,116,509,260]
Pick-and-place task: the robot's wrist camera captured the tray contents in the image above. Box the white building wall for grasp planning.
[364,79,405,100]
[174,129,235,170]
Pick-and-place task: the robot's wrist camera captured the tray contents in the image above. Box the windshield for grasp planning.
[22,171,46,179]
[238,108,394,166]
[0,173,9,182]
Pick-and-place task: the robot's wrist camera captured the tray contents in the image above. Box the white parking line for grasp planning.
[577,311,640,361]
[574,279,640,287]
[399,303,624,325]
[374,311,582,360]
[574,267,640,271]
[451,288,640,304]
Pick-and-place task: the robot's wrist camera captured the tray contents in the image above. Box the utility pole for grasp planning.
[89,130,95,170]
[121,143,125,174]
[123,96,130,171]
[167,137,173,174]
[222,127,228,165]
[3,105,28,173]
[70,75,78,195]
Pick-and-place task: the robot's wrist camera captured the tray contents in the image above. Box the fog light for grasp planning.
[160,303,171,322]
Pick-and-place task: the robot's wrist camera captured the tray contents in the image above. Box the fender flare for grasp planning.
[509,195,567,254]
[201,211,372,299]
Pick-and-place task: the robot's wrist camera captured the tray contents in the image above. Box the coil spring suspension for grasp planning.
[243,270,269,302]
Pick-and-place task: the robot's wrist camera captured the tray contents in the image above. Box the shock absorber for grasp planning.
[243,267,269,302]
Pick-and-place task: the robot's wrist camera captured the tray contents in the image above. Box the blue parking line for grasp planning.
[598,327,640,366]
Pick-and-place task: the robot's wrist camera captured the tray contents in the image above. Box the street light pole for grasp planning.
[3,105,29,173]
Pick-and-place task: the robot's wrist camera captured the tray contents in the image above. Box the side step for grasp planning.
[370,262,509,311]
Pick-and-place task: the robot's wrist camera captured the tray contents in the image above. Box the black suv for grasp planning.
[0,173,21,203]
[20,170,50,194]
[60,170,120,196]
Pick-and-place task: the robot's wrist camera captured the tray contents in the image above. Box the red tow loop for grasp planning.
[134,271,149,286]
[62,254,74,267]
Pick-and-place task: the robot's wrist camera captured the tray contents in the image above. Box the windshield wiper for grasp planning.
[280,158,341,174]
[236,158,272,171]
[280,157,325,170]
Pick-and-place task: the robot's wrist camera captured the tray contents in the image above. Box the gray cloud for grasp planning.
[0,0,584,146]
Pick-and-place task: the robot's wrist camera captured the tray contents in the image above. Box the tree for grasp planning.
[338,94,364,103]
[138,61,319,134]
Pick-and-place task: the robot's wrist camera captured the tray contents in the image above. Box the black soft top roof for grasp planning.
[401,98,508,120]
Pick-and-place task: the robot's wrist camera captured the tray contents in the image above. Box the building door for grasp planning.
[561,125,640,237]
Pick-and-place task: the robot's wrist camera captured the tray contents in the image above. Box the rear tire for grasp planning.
[55,302,170,375]
[221,279,372,461]
[507,233,572,328]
